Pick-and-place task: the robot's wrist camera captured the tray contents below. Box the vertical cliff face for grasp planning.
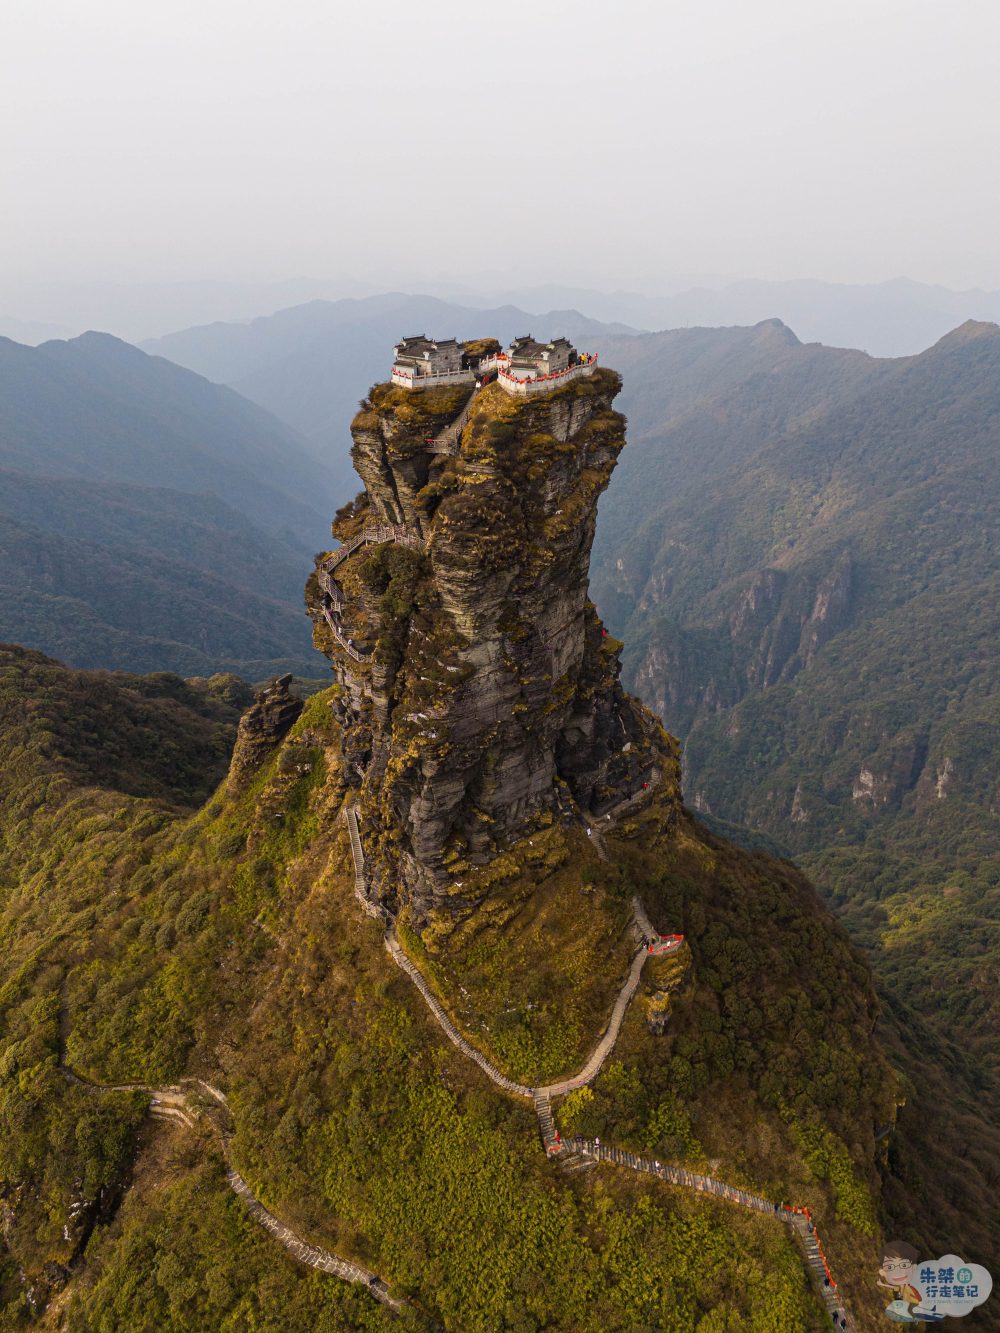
[308,369,679,927]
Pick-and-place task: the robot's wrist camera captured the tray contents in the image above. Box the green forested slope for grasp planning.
[0,509,318,678]
[0,470,307,603]
[4,646,987,1330]
[593,321,1000,1093]
[588,319,879,585]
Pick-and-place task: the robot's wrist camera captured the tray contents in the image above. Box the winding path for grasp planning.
[61,1067,405,1314]
[317,523,423,662]
[346,809,857,1332]
[226,1171,400,1309]
[60,798,856,1331]
[381,907,659,1102]
[60,491,854,1327]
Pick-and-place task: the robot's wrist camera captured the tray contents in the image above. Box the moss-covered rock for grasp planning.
[307,367,680,925]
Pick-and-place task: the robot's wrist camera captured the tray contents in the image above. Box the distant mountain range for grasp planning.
[0,332,339,678]
[6,272,1000,357]
[0,276,373,344]
[137,280,1000,505]
[590,317,1000,1082]
[467,276,1000,358]
[142,293,631,488]
[0,332,335,536]
[0,302,629,679]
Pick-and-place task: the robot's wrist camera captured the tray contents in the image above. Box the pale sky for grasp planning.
[3,0,999,293]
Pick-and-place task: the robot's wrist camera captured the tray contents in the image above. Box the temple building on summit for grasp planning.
[506,334,577,377]
[391,335,464,379]
[390,333,597,395]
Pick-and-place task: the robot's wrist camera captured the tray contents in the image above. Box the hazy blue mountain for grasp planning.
[0,334,336,677]
[10,273,1000,356]
[0,332,337,544]
[0,275,377,343]
[492,276,1000,357]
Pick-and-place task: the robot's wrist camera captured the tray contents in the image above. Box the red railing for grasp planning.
[497,354,598,390]
[647,933,684,955]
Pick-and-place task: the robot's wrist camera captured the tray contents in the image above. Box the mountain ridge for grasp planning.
[0,332,340,677]
[0,331,335,540]
[590,319,1000,1096]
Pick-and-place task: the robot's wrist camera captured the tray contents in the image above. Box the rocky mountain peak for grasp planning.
[307,365,680,928]
[750,316,801,346]
[931,317,1000,347]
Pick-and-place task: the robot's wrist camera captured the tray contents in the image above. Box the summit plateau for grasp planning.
[306,345,677,927]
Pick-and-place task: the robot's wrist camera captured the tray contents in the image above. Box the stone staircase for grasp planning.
[63,1063,405,1316]
[533,1090,559,1155]
[320,524,421,577]
[384,929,531,1098]
[541,941,647,1097]
[343,807,390,924]
[424,389,477,455]
[317,523,424,664]
[565,1137,855,1330]
[790,1211,856,1330]
[149,1090,196,1130]
[344,807,366,893]
[227,1171,403,1311]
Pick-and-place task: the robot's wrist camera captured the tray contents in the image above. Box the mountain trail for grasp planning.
[349,807,857,1331]
[59,1064,406,1315]
[55,798,855,1331]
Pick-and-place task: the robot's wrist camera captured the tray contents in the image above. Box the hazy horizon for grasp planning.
[4,0,999,332]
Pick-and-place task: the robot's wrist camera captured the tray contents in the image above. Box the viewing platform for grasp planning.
[390,365,475,390]
[496,353,598,395]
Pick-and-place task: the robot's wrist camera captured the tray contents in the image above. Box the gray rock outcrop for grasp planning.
[308,370,680,927]
[226,674,303,794]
